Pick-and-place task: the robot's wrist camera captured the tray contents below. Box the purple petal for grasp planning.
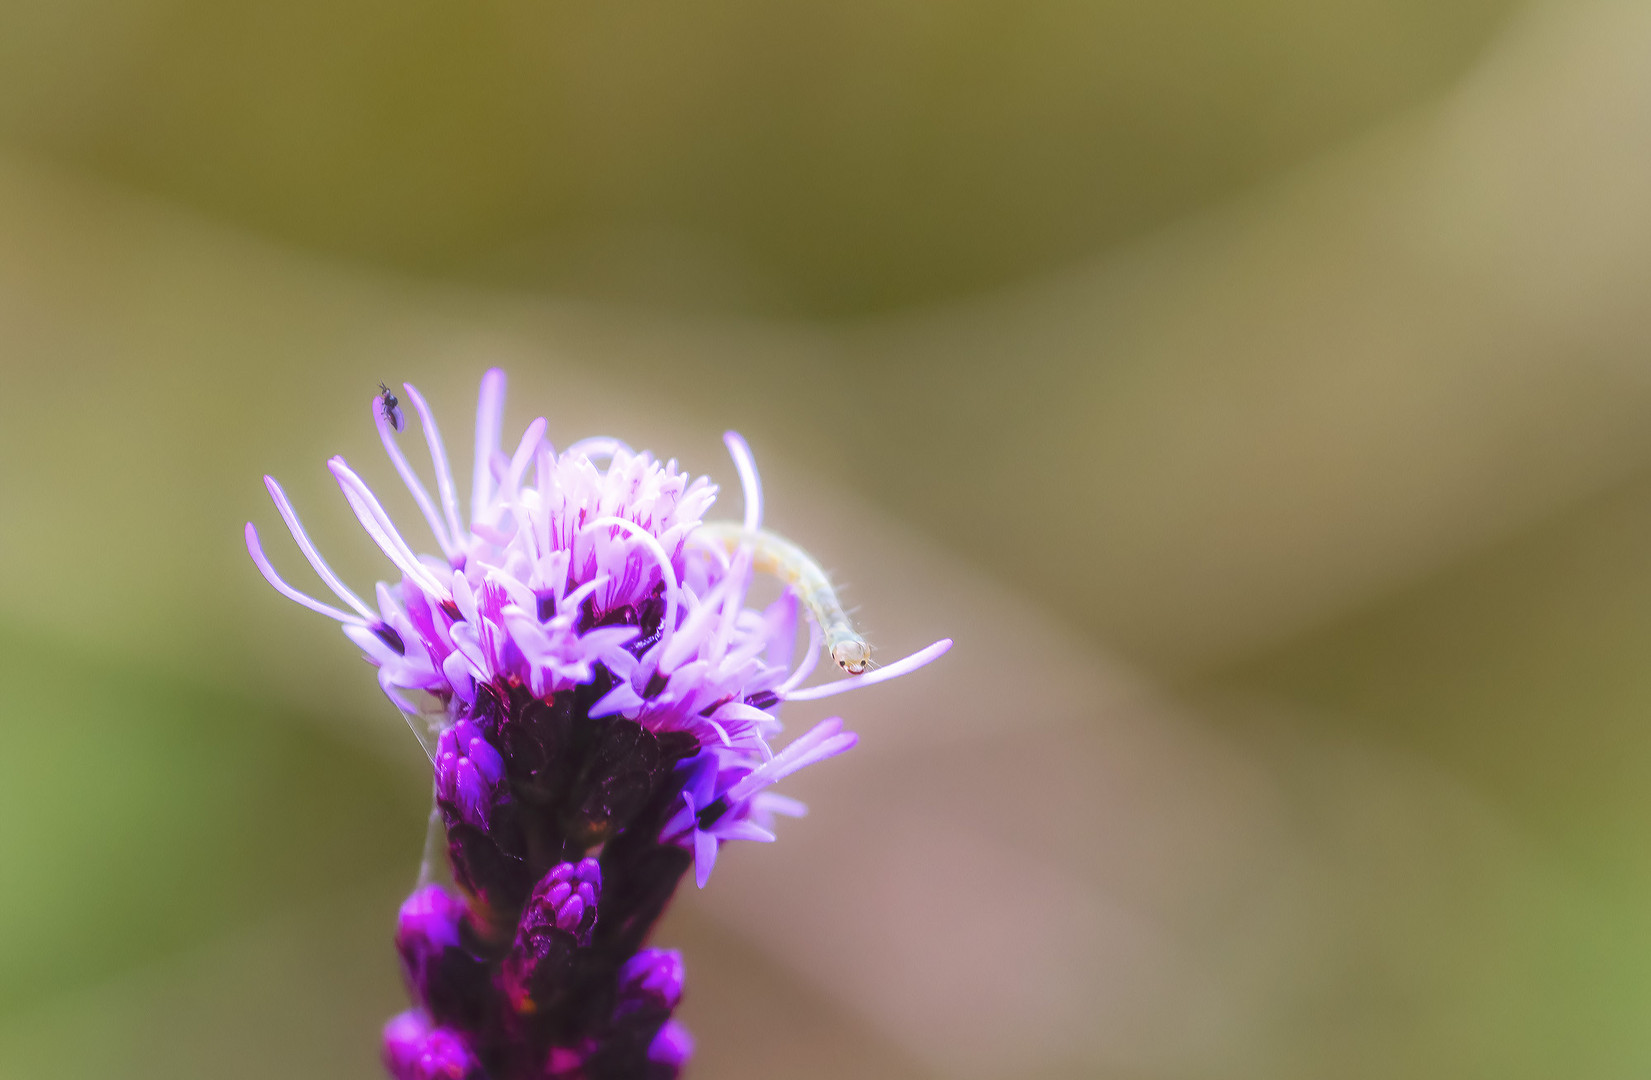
[693,828,718,888]
[555,894,586,933]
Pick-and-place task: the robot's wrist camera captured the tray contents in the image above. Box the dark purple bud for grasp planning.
[531,857,602,942]
[615,949,685,1015]
[599,949,686,1076]
[395,886,493,1030]
[396,885,465,956]
[502,859,602,1012]
[436,720,507,830]
[382,1011,488,1080]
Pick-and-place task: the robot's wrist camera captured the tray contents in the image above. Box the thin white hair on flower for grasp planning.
[470,367,508,527]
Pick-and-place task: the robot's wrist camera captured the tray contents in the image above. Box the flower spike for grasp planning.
[246,373,949,1078]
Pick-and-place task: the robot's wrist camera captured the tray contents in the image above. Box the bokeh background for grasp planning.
[3,0,1651,1076]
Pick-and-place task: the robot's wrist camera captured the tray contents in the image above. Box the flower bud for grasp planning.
[647,1019,695,1074]
[502,859,602,1012]
[615,949,685,1017]
[595,949,687,1076]
[532,857,602,942]
[382,1011,488,1080]
[395,886,492,1030]
[436,719,507,830]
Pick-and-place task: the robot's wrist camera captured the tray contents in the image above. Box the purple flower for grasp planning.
[616,949,685,1015]
[647,1022,694,1072]
[249,369,950,1078]
[536,857,601,942]
[662,717,859,888]
[384,1011,487,1080]
[436,719,509,830]
[396,885,493,1031]
[502,859,603,1013]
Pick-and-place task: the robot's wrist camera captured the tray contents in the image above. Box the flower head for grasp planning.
[249,369,950,1078]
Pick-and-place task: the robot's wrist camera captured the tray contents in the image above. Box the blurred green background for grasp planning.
[7,0,1651,1076]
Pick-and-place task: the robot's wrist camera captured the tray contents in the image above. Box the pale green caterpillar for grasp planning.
[696,522,871,673]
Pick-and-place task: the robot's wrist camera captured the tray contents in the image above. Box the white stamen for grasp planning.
[712,431,763,661]
[533,442,555,560]
[329,458,452,600]
[685,530,733,575]
[724,431,763,535]
[244,523,370,626]
[715,820,776,843]
[783,637,953,701]
[723,717,855,804]
[557,574,612,620]
[260,476,378,620]
[503,417,547,505]
[568,436,631,462]
[754,793,807,819]
[374,393,457,558]
[581,515,681,659]
[401,382,466,550]
[776,609,824,694]
[471,368,507,527]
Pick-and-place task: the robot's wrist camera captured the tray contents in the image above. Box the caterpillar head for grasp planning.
[830,639,872,674]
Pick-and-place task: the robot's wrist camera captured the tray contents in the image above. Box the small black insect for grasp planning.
[378,382,406,433]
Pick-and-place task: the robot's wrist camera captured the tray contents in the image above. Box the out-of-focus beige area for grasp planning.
[4,0,1651,1076]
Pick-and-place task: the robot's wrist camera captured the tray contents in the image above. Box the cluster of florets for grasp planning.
[247,370,947,1079]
